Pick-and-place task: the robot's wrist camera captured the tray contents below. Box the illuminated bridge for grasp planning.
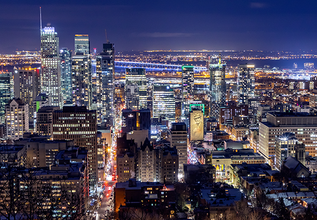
[115,61,207,72]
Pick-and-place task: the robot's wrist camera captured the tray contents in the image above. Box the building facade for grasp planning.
[125,68,148,110]
[5,99,29,140]
[60,48,72,103]
[209,56,226,119]
[153,84,175,123]
[237,64,255,105]
[14,67,40,123]
[0,73,13,124]
[94,43,114,125]
[40,26,61,107]
[52,106,97,192]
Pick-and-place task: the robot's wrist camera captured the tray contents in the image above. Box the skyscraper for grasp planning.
[209,56,226,119]
[0,73,13,124]
[170,122,187,179]
[125,68,148,110]
[95,43,115,125]
[237,64,255,105]
[153,84,175,123]
[14,67,40,123]
[181,66,194,116]
[40,25,62,107]
[52,106,97,192]
[60,48,72,103]
[72,54,92,108]
[74,34,90,55]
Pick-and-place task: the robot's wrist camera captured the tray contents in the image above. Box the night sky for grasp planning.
[1,0,317,53]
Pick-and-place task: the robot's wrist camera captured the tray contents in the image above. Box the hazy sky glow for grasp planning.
[1,0,317,53]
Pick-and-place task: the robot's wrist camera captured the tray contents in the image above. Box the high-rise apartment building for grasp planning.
[14,67,40,123]
[125,68,148,110]
[40,26,62,107]
[209,56,226,119]
[181,66,194,116]
[170,122,187,179]
[153,84,175,123]
[60,48,72,103]
[0,73,13,124]
[52,106,97,192]
[95,43,114,125]
[137,140,159,182]
[74,34,90,55]
[259,112,317,163]
[5,98,29,140]
[237,64,255,105]
[72,54,91,108]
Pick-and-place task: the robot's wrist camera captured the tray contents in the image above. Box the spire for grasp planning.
[40,7,42,33]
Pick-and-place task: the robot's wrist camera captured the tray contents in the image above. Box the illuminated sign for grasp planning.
[190,110,204,141]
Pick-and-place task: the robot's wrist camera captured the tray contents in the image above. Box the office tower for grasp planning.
[237,64,255,105]
[36,106,59,136]
[14,67,40,123]
[209,56,226,119]
[275,133,306,170]
[170,122,187,179]
[74,34,90,55]
[60,48,72,102]
[0,73,13,123]
[259,112,317,164]
[52,106,97,192]
[153,84,175,123]
[121,109,151,136]
[125,68,148,110]
[72,54,92,108]
[40,25,62,107]
[181,66,194,115]
[5,98,29,140]
[95,43,115,125]
[190,110,204,141]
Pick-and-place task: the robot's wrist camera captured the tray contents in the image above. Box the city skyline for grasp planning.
[1,0,317,53]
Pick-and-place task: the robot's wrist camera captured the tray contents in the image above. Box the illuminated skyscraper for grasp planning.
[238,64,255,105]
[125,68,148,110]
[72,54,92,108]
[0,73,13,124]
[14,67,40,123]
[60,48,72,102]
[181,66,194,116]
[209,56,226,119]
[74,34,90,55]
[95,43,114,125]
[40,25,62,107]
[153,84,175,123]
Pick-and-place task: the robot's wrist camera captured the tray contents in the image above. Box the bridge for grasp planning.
[115,61,208,72]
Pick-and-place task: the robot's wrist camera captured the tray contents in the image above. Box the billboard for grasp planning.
[190,110,204,141]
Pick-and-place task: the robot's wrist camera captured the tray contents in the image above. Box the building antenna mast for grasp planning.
[40,7,42,33]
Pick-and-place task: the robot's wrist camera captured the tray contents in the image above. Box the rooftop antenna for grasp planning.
[39,7,42,33]
[105,29,109,43]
